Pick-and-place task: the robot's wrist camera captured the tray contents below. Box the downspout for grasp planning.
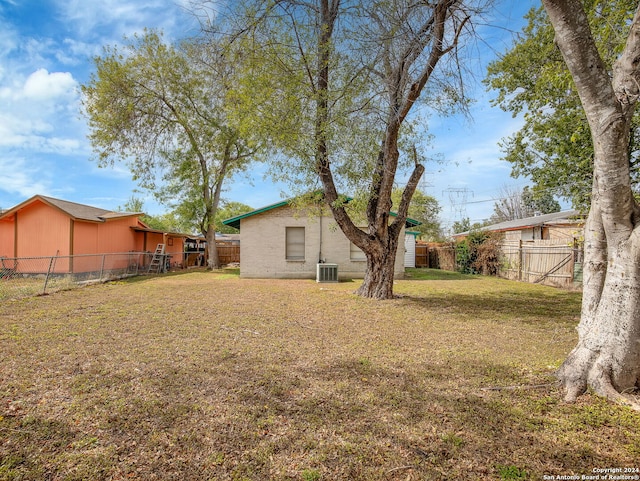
[69,219,74,273]
[318,205,324,263]
[13,212,18,257]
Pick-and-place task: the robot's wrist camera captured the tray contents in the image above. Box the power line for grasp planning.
[443,187,474,223]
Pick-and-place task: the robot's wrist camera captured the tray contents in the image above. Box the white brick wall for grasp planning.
[239,205,405,279]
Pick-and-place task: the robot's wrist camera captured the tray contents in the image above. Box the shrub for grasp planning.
[455,230,488,274]
[472,233,502,275]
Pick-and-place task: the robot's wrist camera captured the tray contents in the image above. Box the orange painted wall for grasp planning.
[139,233,185,268]
[0,217,15,257]
[165,237,185,267]
[96,217,139,254]
[73,222,99,255]
[17,201,71,257]
[143,232,164,252]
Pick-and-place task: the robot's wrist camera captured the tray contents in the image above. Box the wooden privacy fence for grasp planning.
[415,240,582,290]
[216,244,240,265]
[415,243,456,271]
[497,240,582,289]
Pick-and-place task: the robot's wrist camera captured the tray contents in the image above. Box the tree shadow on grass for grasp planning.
[401,288,581,326]
[3,352,636,481]
[222,355,632,480]
[404,268,479,281]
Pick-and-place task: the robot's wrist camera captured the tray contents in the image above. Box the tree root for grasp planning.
[561,362,640,410]
[590,370,640,411]
[481,382,560,392]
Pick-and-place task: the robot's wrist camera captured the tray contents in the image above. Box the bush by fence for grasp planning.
[0,252,158,300]
[415,239,582,289]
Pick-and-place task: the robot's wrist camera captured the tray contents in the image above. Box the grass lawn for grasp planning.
[1,268,638,480]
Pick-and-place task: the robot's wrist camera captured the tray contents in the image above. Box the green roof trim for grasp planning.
[222,200,290,230]
[222,197,422,231]
[390,211,421,227]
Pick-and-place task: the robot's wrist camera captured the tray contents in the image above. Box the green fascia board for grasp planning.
[389,211,422,227]
[222,196,422,231]
[222,200,290,230]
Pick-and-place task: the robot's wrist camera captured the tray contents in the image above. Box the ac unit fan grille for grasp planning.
[316,263,338,283]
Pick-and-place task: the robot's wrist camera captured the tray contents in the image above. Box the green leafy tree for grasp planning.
[117,196,197,233]
[452,217,471,234]
[451,217,486,234]
[490,185,560,223]
[485,1,640,210]
[216,0,480,298]
[521,186,561,216]
[391,188,442,240]
[215,201,253,235]
[81,31,260,269]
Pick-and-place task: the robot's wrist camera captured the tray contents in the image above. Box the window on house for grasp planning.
[286,227,305,260]
[350,241,366,261]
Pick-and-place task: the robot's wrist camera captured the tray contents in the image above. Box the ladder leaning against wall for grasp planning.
[148,244,166,273]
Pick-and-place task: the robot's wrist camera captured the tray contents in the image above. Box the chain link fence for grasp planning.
[0,252,162,301]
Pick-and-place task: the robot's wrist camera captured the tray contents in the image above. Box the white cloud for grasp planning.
[0,69,83,156]
[0,156,51,199]
[57,38,101,65]
[52,0,201,44]
[22,69,77,101]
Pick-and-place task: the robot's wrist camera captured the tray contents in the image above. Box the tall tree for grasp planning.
[485,2,640,210]
[81,31,259,269]
[542,0,640,408]
[216,0,478,298]
[215,201,253,235]
[489,185,529,223]
[391,188,442,240]
[521,186,561,217]
[489,185,560,223]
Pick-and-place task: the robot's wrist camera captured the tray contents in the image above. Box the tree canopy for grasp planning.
[206,0,482,298]
[82,31,260,268]
[485,1,640,210]
[489,185,560,223]
[391,188,442,240]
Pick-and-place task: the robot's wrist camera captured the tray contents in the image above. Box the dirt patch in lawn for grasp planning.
[1,269,638,480]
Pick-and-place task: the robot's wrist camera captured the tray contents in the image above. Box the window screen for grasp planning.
[286,227,305,260]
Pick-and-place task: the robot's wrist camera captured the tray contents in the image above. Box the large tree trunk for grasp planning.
[543,0,640,407]
[558,234,640,404]
[355,233,401,299]
[206,226,220,270]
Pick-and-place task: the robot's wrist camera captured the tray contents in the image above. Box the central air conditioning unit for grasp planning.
[316,263,338,283]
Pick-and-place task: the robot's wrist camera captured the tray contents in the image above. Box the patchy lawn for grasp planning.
[1,269,638,480]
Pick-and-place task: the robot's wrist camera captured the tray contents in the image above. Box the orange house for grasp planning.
[0,195,188,272]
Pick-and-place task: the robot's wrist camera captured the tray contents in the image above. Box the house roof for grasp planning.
[222,197,421,230]
[453,209,583,238]
[0,195,142,223]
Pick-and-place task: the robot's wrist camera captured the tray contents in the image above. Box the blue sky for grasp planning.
[0,0,542,228]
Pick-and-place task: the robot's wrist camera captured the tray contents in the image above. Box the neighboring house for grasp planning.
[404,231,419,268]
[223,198,419,280]
[0,195,188,271]
[452,210,585,289]
[452,210,583,242]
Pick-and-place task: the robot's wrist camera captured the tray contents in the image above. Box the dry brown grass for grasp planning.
[1,268,639,480]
